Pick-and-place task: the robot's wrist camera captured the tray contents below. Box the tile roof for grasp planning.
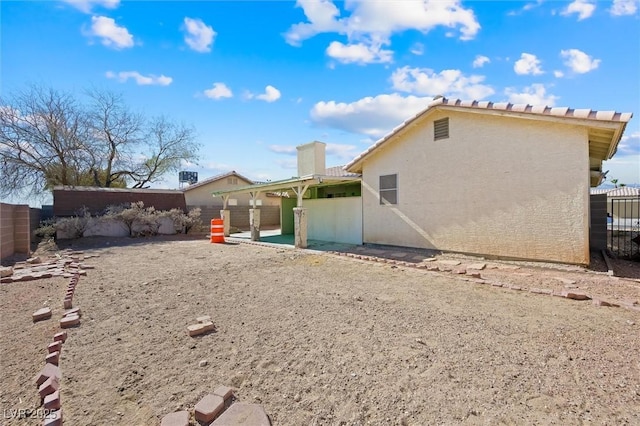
[345,97,633,172]
[432,98,633,122]
[590,187,640,197]
[182,171,253,191]
[325,165,360,177]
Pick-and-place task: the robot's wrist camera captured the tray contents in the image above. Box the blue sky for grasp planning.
[2,0,639,202]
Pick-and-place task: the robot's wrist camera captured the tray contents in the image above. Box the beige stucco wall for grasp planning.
[183,176,280,207]
[304,197,363,244]
[361,110,591,264]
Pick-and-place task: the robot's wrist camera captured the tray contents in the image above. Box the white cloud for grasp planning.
[472,55,490,68]
[310,93,432,138]
[285,0,480,65]
[285,0,343,46]
[276,158,299,170]
[554,70,564,78]
[326,40,393,64]
[514,53,544,75]
[203,83,233,100]
[87,16,134,49]
[183,17,216,53]
[507,0,544,16]
[617,131,640,155]
[561,0,596,20]
[256,85,281,102]
[505,84,559,105]
[268,145,297,155]
[610,0,639,16]
[62,0,119,13]
[105,71,172,86]
[560,49,601,73]
[391,66,495,100]
[326,143,360,161]
[410,42,424,56]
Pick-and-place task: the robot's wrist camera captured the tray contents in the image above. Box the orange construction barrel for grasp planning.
[210,218,225,243]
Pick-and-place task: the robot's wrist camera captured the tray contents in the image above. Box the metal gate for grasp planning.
[608,197,640,260]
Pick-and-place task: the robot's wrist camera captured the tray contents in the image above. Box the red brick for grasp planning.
[213,385,234,401]
[33,308,52,322]
[211,403,271,426]
[63,307,82,317]
[53,332,67,343]
[42,408,62,426]
[45,351,60,366]
[44,390,61,410]
[38,376,60,398]
[35,363,61,386]
[161,411,189,426]
[47,341,61,354]
[195,394,225,423]
[60,314,80,328]
[63,299,73,309]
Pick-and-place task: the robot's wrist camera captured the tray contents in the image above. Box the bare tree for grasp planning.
[0,85,90,197]
[132,116,198,188]
[0,84,200,197]
[85,88,143,187]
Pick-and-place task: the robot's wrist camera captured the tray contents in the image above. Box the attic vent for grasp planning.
[434,117,449,140]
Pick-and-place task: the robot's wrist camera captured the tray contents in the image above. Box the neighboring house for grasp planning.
[345,97,632,265]
[183,171,280,229]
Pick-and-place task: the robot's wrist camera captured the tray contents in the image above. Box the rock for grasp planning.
[212,403,271,425]
[466,263,486,270]
[0,266,13,278]
[161,411,189,426]
[27,256,42,264]
[561,291,591,300]
[199,359,208,367]
[438,260,461,266]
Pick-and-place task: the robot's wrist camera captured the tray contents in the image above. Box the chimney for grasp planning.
[296,141,326,177]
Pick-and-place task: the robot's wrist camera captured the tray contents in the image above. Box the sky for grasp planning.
[1,0,639,205]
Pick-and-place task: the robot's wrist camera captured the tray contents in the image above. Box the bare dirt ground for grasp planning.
[1,235,639,425]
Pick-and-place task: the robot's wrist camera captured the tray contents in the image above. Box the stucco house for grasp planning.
[344,97,632,265]
[183,171,280,229]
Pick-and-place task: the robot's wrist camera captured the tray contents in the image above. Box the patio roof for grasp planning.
[211,174,360,197]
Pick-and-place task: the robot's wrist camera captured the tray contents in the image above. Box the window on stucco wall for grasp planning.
[379,174,398,205]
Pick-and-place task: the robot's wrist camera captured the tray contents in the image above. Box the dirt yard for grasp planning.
[1,236,639,425]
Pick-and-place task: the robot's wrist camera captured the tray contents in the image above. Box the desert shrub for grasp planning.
[138,206,164,236]
[164,207,203,234]
[34,218,57,241]
[185,208,203,234]
[104,201,147,237]
[55,206,92,239]
[165,208,188,233]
